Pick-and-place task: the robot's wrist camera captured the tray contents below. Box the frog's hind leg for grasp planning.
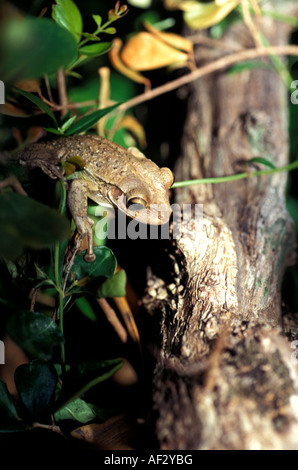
[67,179,96,262]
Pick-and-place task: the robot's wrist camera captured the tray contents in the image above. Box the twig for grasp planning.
[30,286,41,312]
[117,45,298,114]
[62,245,79,297]
[32,422,64,436]
[241,0,263,48]
[98,67,111,137]
[97,298,128,343]
[40,45,298,116]
[113,297,141,345]
[172,160,298,189]
[0,175,28,196]
[57,68,68,118]
[187,33,242,52]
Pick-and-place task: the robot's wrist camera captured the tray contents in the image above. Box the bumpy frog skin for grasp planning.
[17,135,174,262]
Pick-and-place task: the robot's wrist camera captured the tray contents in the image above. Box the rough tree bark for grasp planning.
[143,1,298,450]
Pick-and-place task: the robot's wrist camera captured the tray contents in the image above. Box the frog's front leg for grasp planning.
[67,179,98,262]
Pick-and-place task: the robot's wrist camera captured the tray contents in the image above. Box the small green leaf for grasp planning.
[64,103,120,135]
[52,0,83,43]
[44,127,64,135]
[35,263,50,280]
[70,246,117,282]
[76,296,97,321]
[80,32,101,41]
[79,42,112,57]
[6,311,64,360]
[248,157,276,169]
[103,27,117,35]
[55,359,123,409]
[60,115,77,132]
[54,398,96,423]
[14,88,58,127]
[15,361,58,419]
[92,14,102,27]
[97,269,127,298]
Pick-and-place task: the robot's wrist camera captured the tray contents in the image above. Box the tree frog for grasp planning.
[17,135,174,262]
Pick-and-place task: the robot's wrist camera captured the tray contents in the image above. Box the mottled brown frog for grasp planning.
[16,135,174,262]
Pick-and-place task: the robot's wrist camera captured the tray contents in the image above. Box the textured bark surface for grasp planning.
[144,1,298,450]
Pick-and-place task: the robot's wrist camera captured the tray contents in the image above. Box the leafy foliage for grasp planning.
[0,0,131,437]
[0,17,78,85]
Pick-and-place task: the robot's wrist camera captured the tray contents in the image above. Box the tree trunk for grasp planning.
[144,1,298,450]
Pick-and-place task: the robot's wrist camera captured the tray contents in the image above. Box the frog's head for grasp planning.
[108,165,174,225]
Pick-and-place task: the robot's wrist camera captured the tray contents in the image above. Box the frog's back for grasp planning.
[15,135,129,180]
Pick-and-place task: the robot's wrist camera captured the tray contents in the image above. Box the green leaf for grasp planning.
[15,361,57,419]
[0,378,30,430]
[44,127,64,135]
[97,269,127,298]
[92,14,102,27]
[79,42,112,57]
[54,398,96,423]
[76,296,97,321]
[6,311,64,361]
[14,88,58,127]
[70,246,117,282]
[103,27,117,35]
[0,192,70,260]
[60,115,77,132]
[52,0,83,43]
[80,32,101,41]
[0,379,19,421]
[64,103,120,135]
[0,17,78,84]
[55,359,123,409]
[248,157,276,170]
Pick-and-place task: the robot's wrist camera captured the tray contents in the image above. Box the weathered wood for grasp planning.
[145,1,298,450]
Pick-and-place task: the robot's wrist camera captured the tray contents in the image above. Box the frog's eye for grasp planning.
[127,196,148,209]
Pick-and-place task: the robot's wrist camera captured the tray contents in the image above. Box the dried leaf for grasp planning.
[109,38,151,88]
[71,414,136,450]
[164,0,239,30]
[117,114,147,148]
[14,79,41,94]
[121,32,189,71]
[0,102,36,117]
[26,126,45,143]
[144,20,193,53]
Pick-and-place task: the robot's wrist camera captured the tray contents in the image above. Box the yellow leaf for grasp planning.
[109,38,151,89]
[143,20,193,53]
[117,114,147,148]
[164,0,199,10]
[121,32,189,71]
[164,0,240,29]
[184,0,239,29]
